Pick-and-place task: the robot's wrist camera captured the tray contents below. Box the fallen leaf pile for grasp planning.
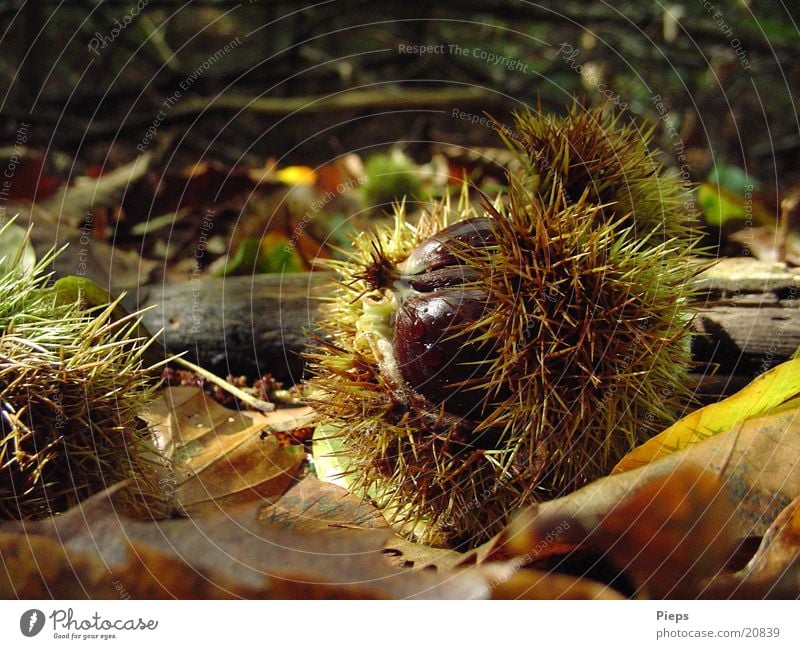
[2,375,798,599]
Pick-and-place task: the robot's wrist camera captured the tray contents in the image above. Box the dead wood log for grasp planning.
[139,259,800,395]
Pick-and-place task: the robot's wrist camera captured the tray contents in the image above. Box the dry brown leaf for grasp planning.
[512,404,800,544]
[5,154,156,291]
[730,226,800,266]
[258,475,621,595]
[259,475,388,533]
[391,400,800,595]
[142,386,309,516]
[259,476,469,572]
[482,564,625,600]
[451,529,524,568]
[0,484,487,599]
[0,533,116,599]
[598,466,736,598]
[382,536,464,572]
[46,153,152,224]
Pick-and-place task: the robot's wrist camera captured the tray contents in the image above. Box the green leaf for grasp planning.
[708,162,759,194]
[215,238,261,277]
[697,183,749,227]
[51,275,112,309]
[257,234,304,273]
[214,235,304,277]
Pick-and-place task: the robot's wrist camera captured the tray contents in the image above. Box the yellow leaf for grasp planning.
[275,165,316,186]
[614,358,800,473]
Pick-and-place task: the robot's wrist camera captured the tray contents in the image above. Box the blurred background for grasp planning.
[0,0,798,380]
[1,0,797,173]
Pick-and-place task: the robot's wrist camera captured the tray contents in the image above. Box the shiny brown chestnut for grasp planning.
[393,217,502,416]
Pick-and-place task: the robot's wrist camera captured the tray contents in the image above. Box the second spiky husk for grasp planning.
[507,102,693,241]
[0,243,163,519]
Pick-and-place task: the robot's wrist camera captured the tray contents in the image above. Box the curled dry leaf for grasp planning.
[703,495,800,598]
[501,466,736,598]
[483,403,800,598]
[381,536,465,573]
[141,386,310,516]
[729,226,800,266]
[538,401,799,540]
[593,466,736,598]
[745,495,800,582]
[47,153,152,224]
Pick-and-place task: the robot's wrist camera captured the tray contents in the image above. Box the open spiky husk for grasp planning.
[0,234,163,519]
[308,104,704,547]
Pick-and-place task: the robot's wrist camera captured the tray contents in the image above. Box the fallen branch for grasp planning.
[138,258,800,397]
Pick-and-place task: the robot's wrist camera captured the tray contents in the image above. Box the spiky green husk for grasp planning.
[0,243,161,519]
[467,180,699,493]
[308,106,703,546]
